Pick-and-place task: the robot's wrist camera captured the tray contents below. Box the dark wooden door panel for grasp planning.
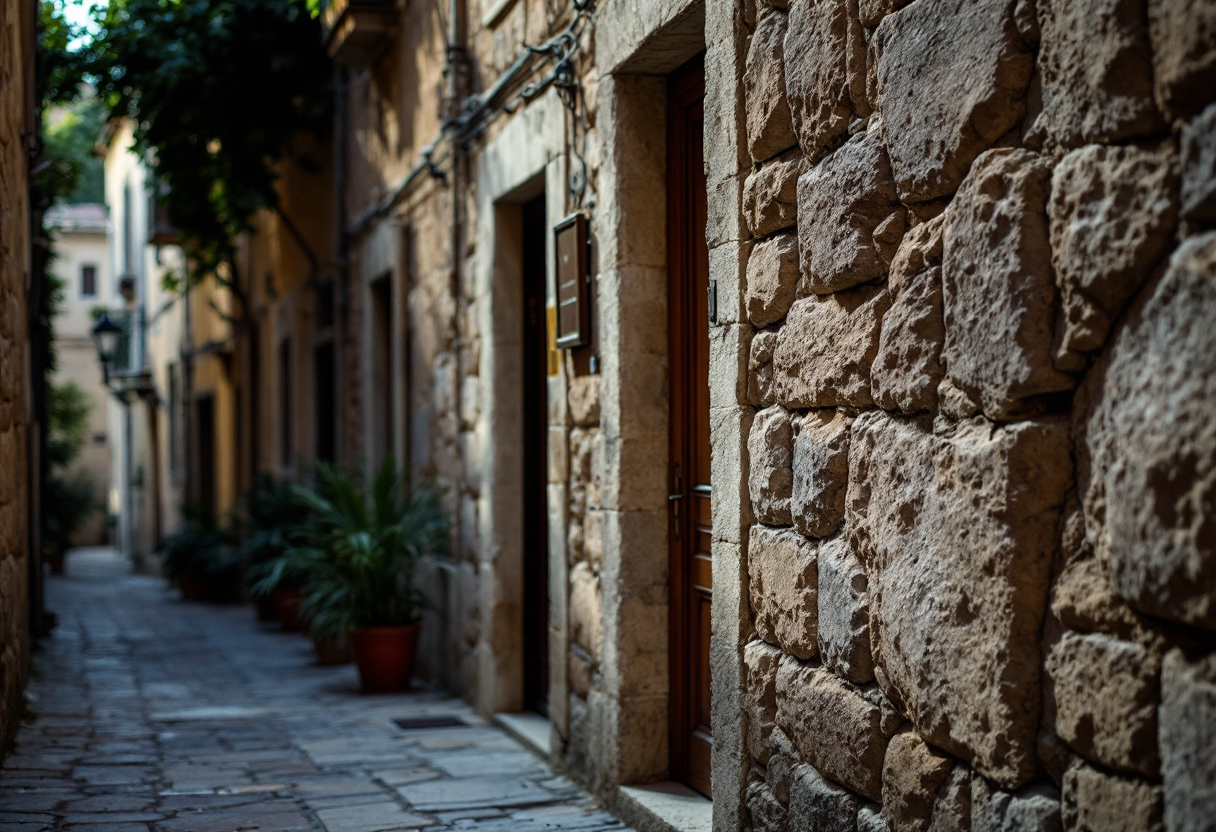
[667,54,712,801]
[522,194,550,716]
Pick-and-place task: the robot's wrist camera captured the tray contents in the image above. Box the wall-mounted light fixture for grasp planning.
[91,311,122,384]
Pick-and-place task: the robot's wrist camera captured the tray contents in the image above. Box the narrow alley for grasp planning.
[0,549,633,832]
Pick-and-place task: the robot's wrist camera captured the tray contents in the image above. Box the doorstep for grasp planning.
[493,711,552,759]
[614,782,713,832]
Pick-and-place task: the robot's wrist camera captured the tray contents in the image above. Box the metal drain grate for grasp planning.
[393,715,468,730]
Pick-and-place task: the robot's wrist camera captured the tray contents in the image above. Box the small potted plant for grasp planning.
[287,457,448,691]
[156,509,241,602]
[238,475,309,626]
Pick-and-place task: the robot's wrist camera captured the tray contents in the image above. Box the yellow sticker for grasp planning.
[547,305,560,377]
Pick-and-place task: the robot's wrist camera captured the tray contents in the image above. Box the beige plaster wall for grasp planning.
[49,227,113,546]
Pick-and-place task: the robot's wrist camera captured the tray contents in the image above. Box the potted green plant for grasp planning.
[238,475,309,625]
[286,457,448,691]
[156,510,242,601]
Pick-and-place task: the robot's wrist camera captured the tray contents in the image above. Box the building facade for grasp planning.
[0,0,36,755]
[45,203,112,547]
[99,120,189,564]
[116,0,1216,828]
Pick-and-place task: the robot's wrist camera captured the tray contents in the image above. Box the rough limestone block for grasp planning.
[874,0,1034,202]
[872,264,944,414]
[789,764,862,830]
[971,781,1062,832]
[784,0,868,159]
[859,803,893,832]
[1160,649,1216,832]
[1031,0,1162,151]
[929,765,973,832]
[872,215,946,413]
[749,329,779,407]
[865,686,903,739]
[817,537,873,683]
[1078,233,1216,629]
[568,376,600,427]
[791,409,850,539]
[943,149,1075,420]
[746,779,789,831]
[768,727,799,804]
[746,233,799,327]
[745,150,801,237]
[1148,0,1216,121]
[882,729,953,832]
[776,657,886,800]
[745,639,785,763]
[1048,144,1178,363]
[1046,631,1161,777]
[749,525,818,659]
[748,406,794,525]
[746,7,798,162]
[797,131,902,294]
[1061,761,1164,832]
[847,412,1071,788]
[1181,103,1216,222]
[1050,557,1158,647]
[569,561,602,660]
[774,286,889,408]
[859,0,912,26]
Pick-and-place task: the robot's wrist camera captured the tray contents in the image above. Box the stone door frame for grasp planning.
[474,89,571,737]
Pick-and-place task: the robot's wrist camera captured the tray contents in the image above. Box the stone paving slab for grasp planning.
[0,548,632,832]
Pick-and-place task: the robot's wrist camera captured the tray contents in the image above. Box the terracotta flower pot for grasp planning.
[179,575,211,601]
[272,588,304,632]
[255,595,279,622]
[313,634,353,666]
[350,625,420,693]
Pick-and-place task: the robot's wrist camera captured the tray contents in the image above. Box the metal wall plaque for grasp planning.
[554,213,590,349]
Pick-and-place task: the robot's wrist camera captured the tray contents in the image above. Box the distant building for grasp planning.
[45,203,112,546]
[99,120,188,564]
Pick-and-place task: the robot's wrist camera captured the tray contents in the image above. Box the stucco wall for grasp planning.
[49,226,112,546]
[0,0,33,757]
[725,0,1216,830]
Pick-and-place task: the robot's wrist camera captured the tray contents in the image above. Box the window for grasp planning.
[81,265,97,297]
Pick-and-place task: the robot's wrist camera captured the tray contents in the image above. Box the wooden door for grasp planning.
[667,55,712,800]
[522,194,551,715]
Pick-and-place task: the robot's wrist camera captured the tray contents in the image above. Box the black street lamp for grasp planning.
[92,311,122,383]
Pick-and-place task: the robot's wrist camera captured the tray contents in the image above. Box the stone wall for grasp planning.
[0,0,33,756]
[731,0,1216,830]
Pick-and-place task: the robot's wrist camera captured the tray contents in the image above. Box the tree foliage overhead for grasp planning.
[83,0,334,278]
[47,381,93,471]
[42,94,108,205]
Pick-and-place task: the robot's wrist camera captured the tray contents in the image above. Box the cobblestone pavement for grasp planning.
[1,548,632,832]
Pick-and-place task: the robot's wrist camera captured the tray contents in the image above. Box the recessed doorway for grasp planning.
[521,193,551,716]
[667,54,712,800]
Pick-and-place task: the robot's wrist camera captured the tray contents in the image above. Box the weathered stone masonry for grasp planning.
[728,0,1216,830]
[0,0,33,757]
